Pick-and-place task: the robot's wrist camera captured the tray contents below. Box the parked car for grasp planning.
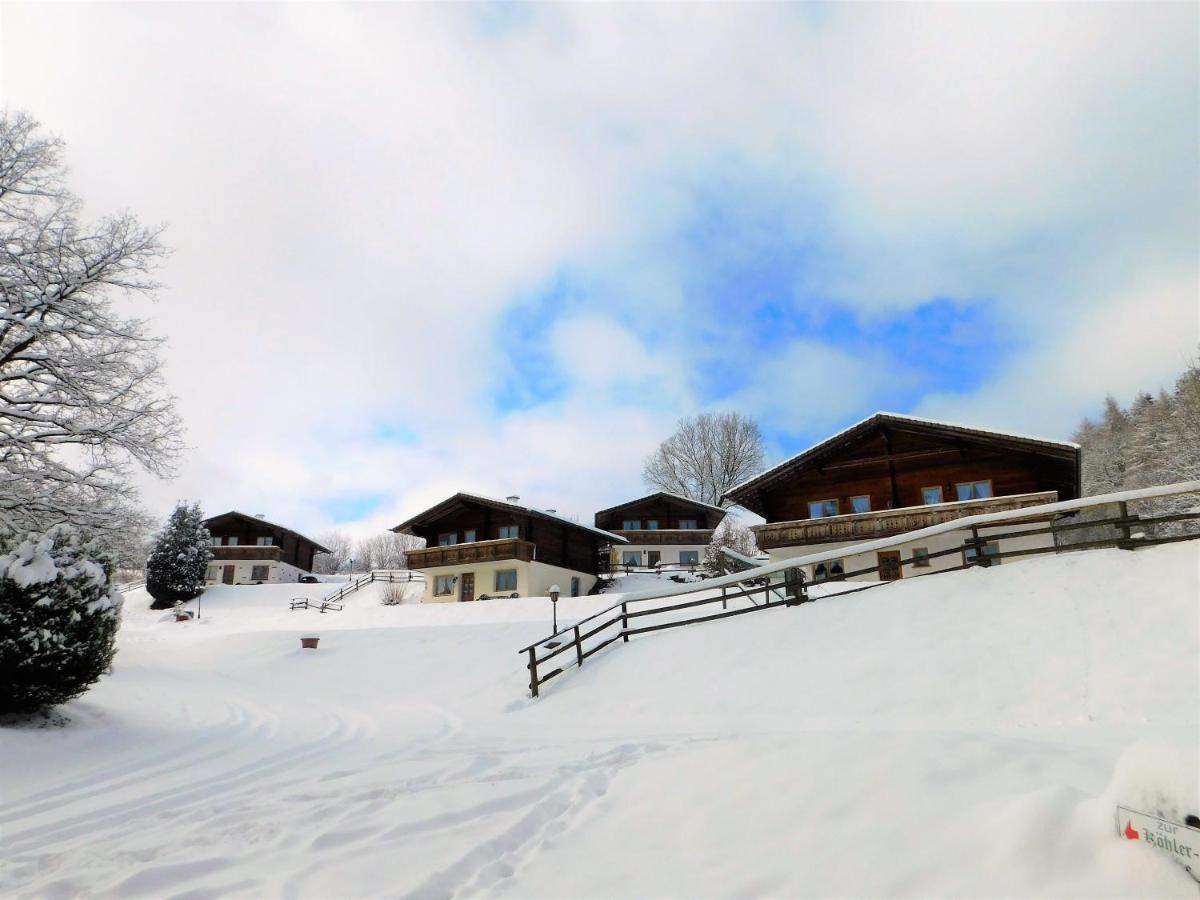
[298,574,320,584]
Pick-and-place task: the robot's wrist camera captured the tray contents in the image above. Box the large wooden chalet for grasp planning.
[594,491,727,570]
[722,413,1081,581]
[203,511,330,585]
[392,493,626,602]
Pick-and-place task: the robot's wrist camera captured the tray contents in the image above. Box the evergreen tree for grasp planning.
[0,525,122,715]
[704,518,760,574]
[145,503,212,610]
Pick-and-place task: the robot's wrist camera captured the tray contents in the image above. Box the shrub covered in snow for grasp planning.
[0,525,122,715]
[146,503,213,610]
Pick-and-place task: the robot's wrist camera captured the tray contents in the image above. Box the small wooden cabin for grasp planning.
[203,511,330,584]
[722,413,1081,580]
[594,492,727,569]
[393,493,626,602]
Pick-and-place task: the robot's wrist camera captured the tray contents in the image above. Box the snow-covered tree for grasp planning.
[0,111,181,544]
[313,531,352,574]
[704,518,760,574]
[145,503,212,610]
[354,532,423,571]
[0,524,122,715]
[643,412,765,508]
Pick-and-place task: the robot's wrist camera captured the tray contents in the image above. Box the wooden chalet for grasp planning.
[392,493,626,602]
[203,511,330,585]
[722,413,1081,580]
[594,491,727,569]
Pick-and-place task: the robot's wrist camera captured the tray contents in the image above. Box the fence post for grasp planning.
[574,625,583,667]
[969,525,990,567]
[621,602,629,642]
[527,646,539,698]
[1117,501,1133,548]
[721,584,727,610]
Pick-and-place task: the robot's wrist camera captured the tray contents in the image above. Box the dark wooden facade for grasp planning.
[204,511,329,573]
[594,492,726,534]
[724,414,1081,523]
[393,494,621,575]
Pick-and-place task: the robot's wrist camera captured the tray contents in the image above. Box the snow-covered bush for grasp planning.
[0,525,122,715]
[146,503,213,610]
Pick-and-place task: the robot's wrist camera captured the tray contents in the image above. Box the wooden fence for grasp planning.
[320,569,424,605]
[518,482,1200,698]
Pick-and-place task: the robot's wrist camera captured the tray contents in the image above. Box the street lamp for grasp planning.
[549,584,560,633]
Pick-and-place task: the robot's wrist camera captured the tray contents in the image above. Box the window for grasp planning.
[830,559,844,578]
[646,519,660,530]
[570,577,581,597]
[463,529,476,543]
[679,519,697,530]
[622,519,640,530]
[956,480,993,501]
[922,486,944,505]
[438,533,457,547]
[256,536,273,546]
[679,550,699,566]
[622,550,641,566]
[206,566,217,581]
[850,495,871,514]
[434,575,456,596]
[963,541,1001,566]
[912,547,931,567]
[813,562,827,581]
[495,569,517,591]
[251,565,269,581]
[498,525,519,539]
[808,499,839,519]
[211,537,222,546]
[226,536,238,546]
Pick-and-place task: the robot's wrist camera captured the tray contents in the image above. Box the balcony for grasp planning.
[753,491,1060,550]
[406,538,536,569]
[210,545,282,562]
[610,529,714,546]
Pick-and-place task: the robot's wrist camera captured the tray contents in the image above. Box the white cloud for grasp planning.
[1,3,1195,535]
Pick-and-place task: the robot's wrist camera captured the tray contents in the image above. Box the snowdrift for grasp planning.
[1,543,1197,898]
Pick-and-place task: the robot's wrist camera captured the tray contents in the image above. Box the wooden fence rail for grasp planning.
[518,482,1200,698]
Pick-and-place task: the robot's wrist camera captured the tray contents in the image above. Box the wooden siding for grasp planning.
[609,528,715,546]
[753,491,1059,549]
[406,538,536,569]
[204,513,321,572]
[594,496,724,532]
[402,497,607,575]
[210,545,284,562]
[745,423,1077,523]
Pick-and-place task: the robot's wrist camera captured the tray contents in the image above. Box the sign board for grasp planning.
[1117,805,1200,883]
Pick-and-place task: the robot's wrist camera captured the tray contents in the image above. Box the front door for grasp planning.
[877,551,902,581]
[222,565,235,585]
[460,572,475,602]
[647,551,661,567]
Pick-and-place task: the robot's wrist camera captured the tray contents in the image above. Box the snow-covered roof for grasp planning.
[594,490,729,520]
[723,412,1081,503]
[392,492,629,544]
[204,511,332,554]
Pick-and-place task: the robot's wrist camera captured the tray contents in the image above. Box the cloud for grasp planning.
[1,2,1195,537]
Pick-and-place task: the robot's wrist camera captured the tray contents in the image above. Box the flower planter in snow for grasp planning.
[300,634,320,650]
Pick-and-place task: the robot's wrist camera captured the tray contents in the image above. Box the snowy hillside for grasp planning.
[2,544,1198,898]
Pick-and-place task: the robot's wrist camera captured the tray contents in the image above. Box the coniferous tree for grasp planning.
[0,525,122,715]
[145,503,212,610]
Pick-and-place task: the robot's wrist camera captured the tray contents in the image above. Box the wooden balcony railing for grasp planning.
[406,538,536,569]
[753,491,1061,550]
[610,529,714,545]
[210,545,283,561]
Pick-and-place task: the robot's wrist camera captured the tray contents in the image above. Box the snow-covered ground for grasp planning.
[2,544,1198,898]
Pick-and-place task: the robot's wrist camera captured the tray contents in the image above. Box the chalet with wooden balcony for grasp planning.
[593,492,727,569]
[203,511,330,585]
[391,492,626,603]
[722,413,1081,582]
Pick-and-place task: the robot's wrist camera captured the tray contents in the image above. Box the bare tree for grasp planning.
[643,411,765,507]
[0,111,180,542]
[354,532,424,571]
[312,530,352,574]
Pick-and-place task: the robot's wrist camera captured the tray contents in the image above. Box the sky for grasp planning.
[2,2,1198,539]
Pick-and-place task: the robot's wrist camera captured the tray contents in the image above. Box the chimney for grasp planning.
[255,513,266,518]
[546,509,557,514]
[506,495,520,504]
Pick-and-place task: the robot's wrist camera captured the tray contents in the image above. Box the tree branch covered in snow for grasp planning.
[643,411,765,508]
[0,111,181,541]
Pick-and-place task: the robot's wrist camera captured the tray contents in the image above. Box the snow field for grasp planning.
[1,544,1197,898]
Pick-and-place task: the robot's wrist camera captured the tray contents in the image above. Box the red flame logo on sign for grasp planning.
[1124,820,1140,840]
